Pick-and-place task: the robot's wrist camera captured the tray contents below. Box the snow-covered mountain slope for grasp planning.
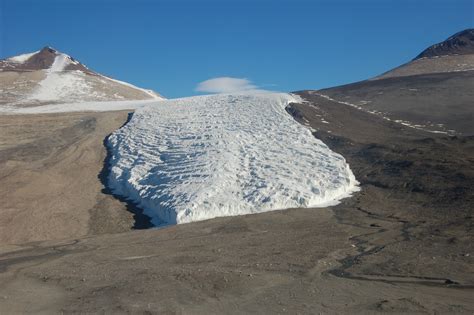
[0,47,164,107]
[6,51,39,63]
[107,92,359,226]
[0,99,159,114]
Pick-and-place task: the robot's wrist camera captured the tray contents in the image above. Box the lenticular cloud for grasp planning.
[107,92,359,226]
[195,77,258,93]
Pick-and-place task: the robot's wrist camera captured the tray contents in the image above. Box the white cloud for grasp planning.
[195,77,258,94]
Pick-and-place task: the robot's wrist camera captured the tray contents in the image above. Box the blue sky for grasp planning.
[1,0,472,98]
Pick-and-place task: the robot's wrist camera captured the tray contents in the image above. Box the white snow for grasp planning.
[26,53,93,102]
[20,52,163,103]
[7,51,38,63]
[107,92,359,226]
[49,53,72,72]
[0,99,158,114]
[29,70,95,102]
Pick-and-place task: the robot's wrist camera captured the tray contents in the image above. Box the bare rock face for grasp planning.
[0,47,82,72]
[415,29,474,59]
[0,47,163,106]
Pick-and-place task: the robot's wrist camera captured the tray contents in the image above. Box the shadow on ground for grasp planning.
[97,112,154,229]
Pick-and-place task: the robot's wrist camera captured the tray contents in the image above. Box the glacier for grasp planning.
[107,92,359,226]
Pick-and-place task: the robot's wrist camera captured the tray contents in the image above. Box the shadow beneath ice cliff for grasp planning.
[98,112,154,230]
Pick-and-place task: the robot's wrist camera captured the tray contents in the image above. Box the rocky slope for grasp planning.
[310,29,474,136]
[415,29,474,58]
[376,29,474,79]
[0,46,164,107]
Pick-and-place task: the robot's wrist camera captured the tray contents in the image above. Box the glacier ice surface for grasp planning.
[107,92,359,226]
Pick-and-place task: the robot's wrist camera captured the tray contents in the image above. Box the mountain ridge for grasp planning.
[373,29,474,80]
[304,29,474,137]
[0,46,164,106]
[414,28,474,59]
[1,46,94,74]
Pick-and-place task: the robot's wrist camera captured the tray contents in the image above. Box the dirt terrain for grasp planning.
[0,111,136,245]
[320,70,474,135]
[0,91,472,313]
[290,92,473,286]
[375,54,474,79]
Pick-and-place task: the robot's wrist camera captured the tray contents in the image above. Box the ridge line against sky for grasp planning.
[1,0,473,98]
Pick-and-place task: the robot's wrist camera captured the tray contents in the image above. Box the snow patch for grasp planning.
[22,52,162,103]
[49,53,72,72]
[107,92,359,226]
[28,70,94,102]
[7,51,39,63]
[25,53,91,102]
[0,99,158,114]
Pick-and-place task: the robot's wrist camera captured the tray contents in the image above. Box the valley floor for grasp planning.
[0,111,136,245]
[0,95,473,313]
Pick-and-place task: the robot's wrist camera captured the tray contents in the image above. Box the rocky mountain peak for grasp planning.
[414,29,474,60]
[0,46,93,74]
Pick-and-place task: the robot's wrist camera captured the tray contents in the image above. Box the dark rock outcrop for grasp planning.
[415,29,474,59]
